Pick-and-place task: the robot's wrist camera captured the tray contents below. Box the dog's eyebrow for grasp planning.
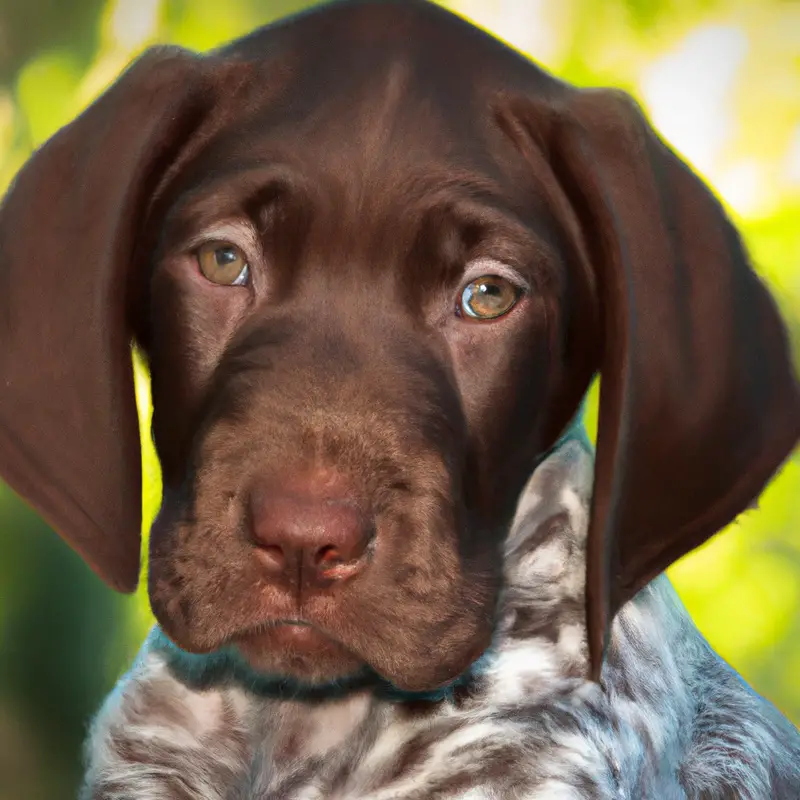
[158,160,310,242]
[416,194,561,286]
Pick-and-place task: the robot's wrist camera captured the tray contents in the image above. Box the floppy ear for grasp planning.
[0,47,213,592]
[509,88,800,679]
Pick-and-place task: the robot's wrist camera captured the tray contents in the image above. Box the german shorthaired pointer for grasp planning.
[1,1,798,797]
[80,436,800,798]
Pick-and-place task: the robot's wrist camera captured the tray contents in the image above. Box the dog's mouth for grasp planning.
[236,618,329,650]
[230,618,366,678]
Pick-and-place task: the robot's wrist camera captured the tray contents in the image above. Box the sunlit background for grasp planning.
[0,0,798,796]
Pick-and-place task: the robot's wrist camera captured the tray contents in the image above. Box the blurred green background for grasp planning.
[0,0,798,796]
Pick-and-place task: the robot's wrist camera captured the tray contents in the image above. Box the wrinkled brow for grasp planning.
[155,161,312,249]
[152,151,561,302]
[407,197,559,291]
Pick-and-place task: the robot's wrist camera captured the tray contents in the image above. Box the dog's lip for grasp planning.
[230,617,365,675]
[270,618,312,628]
[236,617,313,634]
[230,617,311,640]
[232,618,342,652]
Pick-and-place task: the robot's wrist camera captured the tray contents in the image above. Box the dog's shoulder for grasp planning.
[679,643,800,798]
[607,575,800,799]
[80,634,254,799]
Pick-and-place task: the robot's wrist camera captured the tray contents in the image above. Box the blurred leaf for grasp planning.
[15,49,82,145]
[0,0,104,86]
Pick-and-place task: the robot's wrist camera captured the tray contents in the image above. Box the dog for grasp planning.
[79,436,800,798]
[1,0,799,796]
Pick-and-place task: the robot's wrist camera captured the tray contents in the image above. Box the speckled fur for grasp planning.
[81,439,800,799]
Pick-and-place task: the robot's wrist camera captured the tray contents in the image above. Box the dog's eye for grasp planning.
[196,241,250,286]
[458,275,520,320]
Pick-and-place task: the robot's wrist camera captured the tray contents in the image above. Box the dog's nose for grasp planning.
[248,485,372,586]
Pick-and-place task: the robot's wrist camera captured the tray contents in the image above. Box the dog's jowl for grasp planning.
[1,1,799,797]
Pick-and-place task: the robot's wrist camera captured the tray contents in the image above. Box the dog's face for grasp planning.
[1,0,798,691]
[142,15,593,690]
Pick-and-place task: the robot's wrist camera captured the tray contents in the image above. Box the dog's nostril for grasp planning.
[315,544,342,566]
[257,544,286,574]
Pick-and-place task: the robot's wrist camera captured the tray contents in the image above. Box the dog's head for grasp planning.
[1,0,798,691]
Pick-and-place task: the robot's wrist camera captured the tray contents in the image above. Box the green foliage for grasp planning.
[0,1,798,796]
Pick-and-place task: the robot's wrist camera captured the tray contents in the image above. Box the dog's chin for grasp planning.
[233,623,367,684]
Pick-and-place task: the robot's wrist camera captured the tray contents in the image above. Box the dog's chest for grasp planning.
[247,695,453,799]
[227,689,535,800]
[267,695,373,765]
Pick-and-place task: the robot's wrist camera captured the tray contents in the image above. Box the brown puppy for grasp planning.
[0,0,798,702]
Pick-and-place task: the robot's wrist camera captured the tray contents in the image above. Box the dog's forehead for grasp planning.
[207,0,564,152]
[155,1,570,285]
[219,0,555,92]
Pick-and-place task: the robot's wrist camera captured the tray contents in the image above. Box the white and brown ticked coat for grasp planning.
[82,435,800,799]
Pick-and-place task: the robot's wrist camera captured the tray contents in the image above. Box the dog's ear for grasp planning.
[0,47,214,592]
[502,88,800,679]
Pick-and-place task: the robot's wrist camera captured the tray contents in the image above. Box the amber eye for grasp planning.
[458,275,521,320]
[196,241,250,286]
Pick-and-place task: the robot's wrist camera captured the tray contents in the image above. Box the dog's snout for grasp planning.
[249,482,372,587]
